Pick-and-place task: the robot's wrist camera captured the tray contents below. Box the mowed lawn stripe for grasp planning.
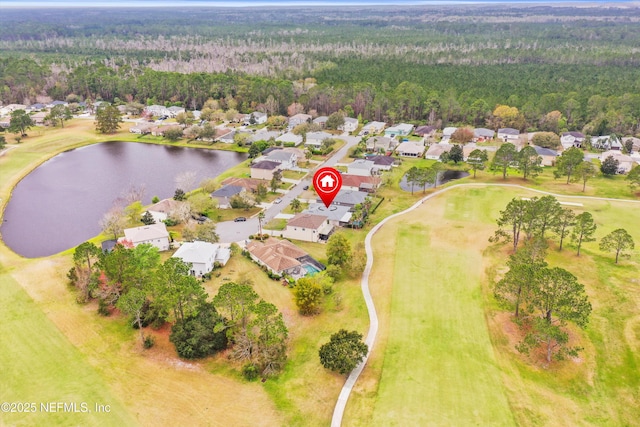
[0,266,134,426]
[371,222,514,426]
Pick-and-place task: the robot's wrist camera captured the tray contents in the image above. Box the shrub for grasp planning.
[242,363,260,381]
[98,299,111,316]
[143,335,155,349]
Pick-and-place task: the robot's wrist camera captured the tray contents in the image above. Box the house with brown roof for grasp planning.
[221,177,264,193]
[282,213,333,242]
[340,174,381,192]
[246,238,324,279]
[395,141,425,157]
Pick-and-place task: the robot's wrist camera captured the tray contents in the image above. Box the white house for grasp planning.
[121,223,170,251]
[167,106,186,117]
[561,131,585,149]
[145,104,170,117]
[497,128,520,142]
[313,116,328,128]
[384,123,414,138]
[395,141,425,158]
[347,159,376,176]
[425,143,452,160]
[288,113,312,128]
[265,150,297,169]
[172,241,230,277]
[600,150,634,173]
[305,131,333,149]
[339,117,359,133]
[366,136,396,153]
[244,111,267,125]
[282,213,333,243]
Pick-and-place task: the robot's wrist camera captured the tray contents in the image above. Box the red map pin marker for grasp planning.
[314,167,343,208]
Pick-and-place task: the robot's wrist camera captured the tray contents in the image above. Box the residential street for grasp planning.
[216,132,361,244]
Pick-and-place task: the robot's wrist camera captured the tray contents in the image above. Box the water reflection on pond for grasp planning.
[1,142,246,258]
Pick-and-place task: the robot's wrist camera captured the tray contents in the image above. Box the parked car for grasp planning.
[274,198,283,204]
[234,217,247,222]
[303,185,309,190]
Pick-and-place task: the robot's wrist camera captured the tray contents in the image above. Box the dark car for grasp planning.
[303,185,309,190]
[234,217,247,222]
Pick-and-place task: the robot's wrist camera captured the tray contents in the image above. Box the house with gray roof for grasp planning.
[366,136,396,153]
[396,141,425,158]
[323,189,368,208]
[265,150,297,169]
[288,113,312,129]
[360,121,386,136]
[532,145,559,166]
[561,131,586,149]
[120,223,170,251]
[250,160,281,180]
[473,128,495,142]
[384,123,414,138]
[369,155,396,170]
[211,185,245,209]
[498,128,520,142]
[339,117,359,133]
[313,116,328,128]
[276,132,303,146]
[347,159,377,176]
[303,203,353,226]
[305,131,333,148]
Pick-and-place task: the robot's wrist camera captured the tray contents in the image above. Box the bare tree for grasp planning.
[175,171,197,193]
[100,206,127,240]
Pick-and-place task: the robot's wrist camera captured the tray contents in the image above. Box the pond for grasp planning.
[1,142,246,258]
[399,169,470,192]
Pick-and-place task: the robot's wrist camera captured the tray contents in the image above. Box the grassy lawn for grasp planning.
[345,186,640,426]
[282,170,307,180]
[0,263,134,426]
[264,218,287,231]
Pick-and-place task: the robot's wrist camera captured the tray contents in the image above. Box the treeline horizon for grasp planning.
[1,5,639,134]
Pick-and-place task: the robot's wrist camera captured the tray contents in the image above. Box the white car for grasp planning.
[274,198,283,204]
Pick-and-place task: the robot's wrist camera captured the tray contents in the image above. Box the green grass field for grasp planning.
[0,264,134,426]
[346,186,640,426]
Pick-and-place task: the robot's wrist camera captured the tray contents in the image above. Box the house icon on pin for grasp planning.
[320,174,335,188]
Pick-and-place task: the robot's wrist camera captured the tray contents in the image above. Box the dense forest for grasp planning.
[1,5,639,134]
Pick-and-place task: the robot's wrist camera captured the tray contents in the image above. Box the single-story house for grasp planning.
[211,185,245,209]
[167,106,186,117]
[325,189,368,208]
[282,213,333,243]
[366,136,396,153]
[369,155,396,171]
[145,104,171,117]
[221,177,264,193]
[147,198,185,220]
[120,223,170,251]
[31,111,48,126]
[532,145,559,166]
[0,118,10,128]
[313,116,328,128]
[395,141,425,158]
[599,150,634,173]
[341,174,382,193]
[130,122,154,134]
[172,241,230,277]
[592,136,622,151]
[360,121,386,136]
[462,143,480,161]
[250,160,281,180]
[305,131,333,149]
[425,143,452,160]
[473,128,495,142]
[151,124,182,137]
[246,237,324,280]
[414,125,437,138]
[339,117,359,133]
[28,103,46,111]
[0,104,27,116]
[441,127,457,144]
[250,130,280,144]
[48,100,68,108]
[288,113,312,128]
[265,150,297,169]
[498,128,520,142]
[276,132,303,146]
[347,159,377,176]
[561,131,585,149]
[384,123,414,138]
[303,203,352,226]
[217,129,237,144]
[244,111,267,125]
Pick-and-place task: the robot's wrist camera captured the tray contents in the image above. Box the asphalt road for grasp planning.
[216,132,361,244]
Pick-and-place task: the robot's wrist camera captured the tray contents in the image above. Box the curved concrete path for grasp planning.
[330,182,640,427]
